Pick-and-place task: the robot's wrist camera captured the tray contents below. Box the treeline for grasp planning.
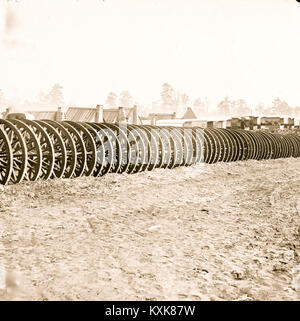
[217,96,300,118]
[150,83,300,118]
[1,82,300,118]
[0,84,64,111]
[106,83,300,118]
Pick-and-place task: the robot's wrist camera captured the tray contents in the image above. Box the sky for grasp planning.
[1,0,300,109]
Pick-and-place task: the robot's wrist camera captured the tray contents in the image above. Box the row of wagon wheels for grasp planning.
[1,119,300,185]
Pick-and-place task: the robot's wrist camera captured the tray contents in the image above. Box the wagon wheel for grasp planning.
[36,120,67,179]
[253,131,267,160]
[149,125,167,169]
[270,133,283,159]
[192,127,205,164]
[146,125,172,168]
[257,131,273,160]
[21,120,54,180]
[103,123,132,173]
[238,130,257,160]
[217,129,231,162]
[128,125,152,171]
[193,127,207,164]
[273,134,285,158]
[64,121,96,176]
[0,119,27,184]
[42,120,77,178]
[231,129,245,161]
[170,127,185,167]
[231,129,250,161]
[162,127,179,169]
[8,119,42,181]
[203,129,214,164]
[204,128,223,163]
[146,126,160,170]
[187,127,198,165]
[287,134,300,158]
[215,128,235,163]
[177,127,194,166]
[204,128,221,164]
[87,122,116,174]
[219,129,239,162]
[81,123,107,177]
[230,129,245,162]
[159,127,175,168]
[281,135,293,158]
[201,129,210,164]
[221,129,239,162]
[137,125,160,170]
[0,127,13,185]
[281,134,290,158]
[58,122,86,177]
[266,132,281,159]
[292,135,300,157]
[139,125,158,171]
[144,125,171,169]
[172,127,186,166]
[254,131,270,160]
[120,126,140,174]
[127,125,147,173]
[244,131,260,160]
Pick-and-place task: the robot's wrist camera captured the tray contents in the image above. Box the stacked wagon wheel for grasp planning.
[1,118,300,185]
[87,122,117,174]
[21,119,55,180]
[63,121,97,177]
[0,119,27,184]
[0,126,13,185]
[9,119,42,182]
[42,120,77,178]
[36,120,67,179]
[58,121,87,178]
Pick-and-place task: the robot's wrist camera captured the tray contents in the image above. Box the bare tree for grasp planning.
[181,93,189,111]
[231,99,251,117]
[193,97,206,116]
[45,84,64,106]
[119,90,133,107]
[271,97,292,115]
[217,97,231,117]
[255,103,265,115]
[295,106,300,118]
[161,83,175,112]
[105,92,118,108]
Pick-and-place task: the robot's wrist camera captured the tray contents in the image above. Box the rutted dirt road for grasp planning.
[1,158,300,300]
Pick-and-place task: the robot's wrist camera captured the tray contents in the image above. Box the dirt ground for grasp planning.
[1,158,300,301]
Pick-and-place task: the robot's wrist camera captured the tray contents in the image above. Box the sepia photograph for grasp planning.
[0,0,300,309]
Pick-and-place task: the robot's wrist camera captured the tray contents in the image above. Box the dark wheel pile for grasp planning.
[1,120,300,185]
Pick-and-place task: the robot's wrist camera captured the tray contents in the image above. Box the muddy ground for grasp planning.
[1,158,300,301]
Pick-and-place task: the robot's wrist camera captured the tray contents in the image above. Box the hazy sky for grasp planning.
[1,0,300,108]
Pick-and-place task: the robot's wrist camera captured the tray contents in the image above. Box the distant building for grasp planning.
[14,105,140,124]
[182,107,197,119]
[141,112,176,125]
